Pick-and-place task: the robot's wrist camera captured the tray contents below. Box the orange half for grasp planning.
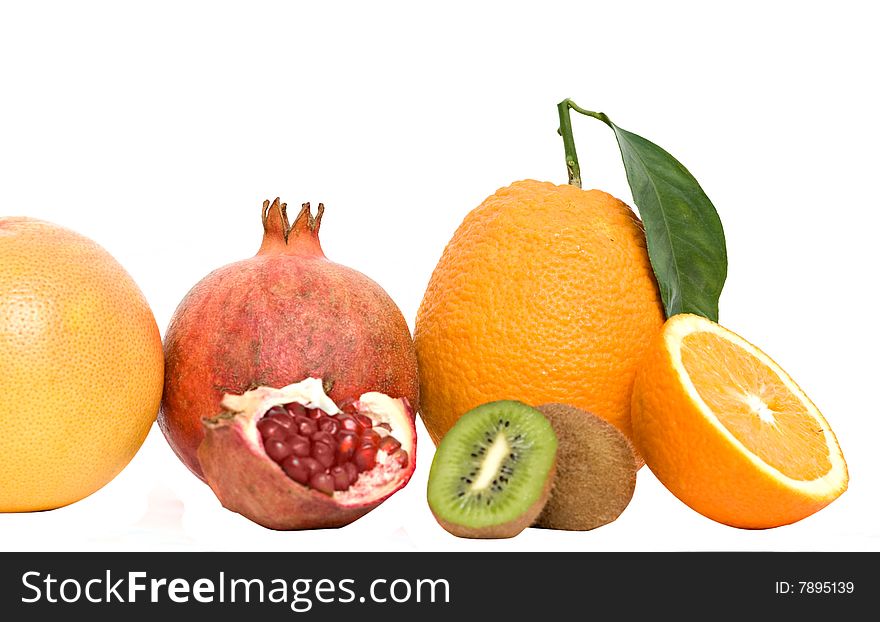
[631,313,847,528]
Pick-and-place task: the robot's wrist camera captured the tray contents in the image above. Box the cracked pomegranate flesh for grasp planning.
[198,377,417,530]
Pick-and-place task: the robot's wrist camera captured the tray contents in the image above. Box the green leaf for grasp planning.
[557,101,727,321]
[608,121,726,321]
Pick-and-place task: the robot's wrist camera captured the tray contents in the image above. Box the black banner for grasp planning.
[1,552,874,619]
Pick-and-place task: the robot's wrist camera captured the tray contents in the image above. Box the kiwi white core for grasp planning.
[471,433,510,491]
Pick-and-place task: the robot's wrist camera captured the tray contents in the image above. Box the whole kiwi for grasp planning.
[535,403,637,531]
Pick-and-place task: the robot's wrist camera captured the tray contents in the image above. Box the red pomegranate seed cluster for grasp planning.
[257,401,406,495]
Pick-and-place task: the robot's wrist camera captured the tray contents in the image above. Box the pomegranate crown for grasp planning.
[258,197,325,256]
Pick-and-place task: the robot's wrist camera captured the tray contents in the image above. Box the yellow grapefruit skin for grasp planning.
[0,217,164,511]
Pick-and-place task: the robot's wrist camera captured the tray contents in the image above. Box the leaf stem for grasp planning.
[557,99,614,188]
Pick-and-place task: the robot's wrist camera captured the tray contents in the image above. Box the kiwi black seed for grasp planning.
[535,403,638,531]
[427,400,557,539]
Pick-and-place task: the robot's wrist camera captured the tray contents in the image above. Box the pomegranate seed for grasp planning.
[337,398,358,414]
[265,405,287,418]
[257,419,285,441]
[394,450,409,469]
[318,417,339,434]
[264,439,292,463]
[288,435,311,457]
[344,461,358,483]
[285,431,305,443]
[354,446,377,472]
[355,413,373,429]
[330,465,350,491]
[337,414,362,434]
[300,456,323,477]
[335,432,358,463]
[374,422,392,431]
[296,416,317,437]
[360,429,380,448]
[268,411,295,431]
[378,436,402,454]
[311,430,337,450]
[310,472,335,495]
[285,402,307,417]
[281,456,310,484]
[307,408,324,419]
[336,428,358,442]
[312,441,335,468]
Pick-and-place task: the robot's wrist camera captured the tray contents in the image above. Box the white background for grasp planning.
[1,1,877,552]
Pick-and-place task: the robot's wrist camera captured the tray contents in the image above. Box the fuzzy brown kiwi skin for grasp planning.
[535,404,637,531]
[433,462,556,539]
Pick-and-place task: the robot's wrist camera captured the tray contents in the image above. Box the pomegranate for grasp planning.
[159,198,419,478]
[198,377,416,530]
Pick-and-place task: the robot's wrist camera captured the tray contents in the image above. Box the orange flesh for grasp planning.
[680,332,831,481]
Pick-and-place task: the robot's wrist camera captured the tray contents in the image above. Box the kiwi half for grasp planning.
[535,403,637,531]
[427,400,558,539]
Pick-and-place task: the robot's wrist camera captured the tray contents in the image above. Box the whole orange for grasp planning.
[0,218,164,511]
[415,180,664,445]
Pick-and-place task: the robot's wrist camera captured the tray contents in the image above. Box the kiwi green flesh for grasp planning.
[427,400,558,537]
[535,404,637,531]
[433,464,555,539]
